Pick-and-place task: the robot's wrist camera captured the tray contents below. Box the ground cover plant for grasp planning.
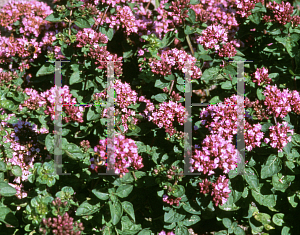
[0,0,300,234]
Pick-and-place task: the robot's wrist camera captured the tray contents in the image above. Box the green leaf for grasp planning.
[184,25,195,35]
[248,12,261,24]
[219,193,240,211]
[92,189,109,200]
[221,81,233,89]
[164,209,185,223]
[109,200,123,225]
[11,165,22,177]
[182,201,201,215]
[214,231,227,235]
[0,182,16,197]
[201,67,220,83]
[116,185,133,198]
[244,168,259,191]
[285,37,298,58]
[154,79,169,89]
[87,107,101,121]
[257,87,265,100]
[122,201,135,222]
[182,215,200,226]
[272,174,294,192]
[222,218,232,228]
[74,18,91,28]
[261,155,282,179]
[189,0,199,5]
[165,74,175,81]
[254,213,271,225]
[171,185,185,198]
[175,225,189,235]
[63,143,84,160]
[176,84,185,92]
[281,226,291,235]
[272,213,284,226]
[198,54,213,61]
[160,31,175,48]
[70,71,82,85]
[0,206,19,227]
[138,229,151,235]
[233,226,246,235]
[45,12,61,22]
[186,9,196,24]
[0,160,6,172]
[0,100,16,111]
[251,189,276,207]
[75,201,99,216]
[36,63,55,77]
[151,93,168,103]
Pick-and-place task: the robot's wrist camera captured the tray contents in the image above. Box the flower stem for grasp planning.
[169,80,175,96]
[273,114,277,125]
[186,35,194,56]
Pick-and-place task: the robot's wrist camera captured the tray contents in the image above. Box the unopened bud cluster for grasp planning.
[52,197,68,209]
[39,212,84,235]
[166,166,183,181]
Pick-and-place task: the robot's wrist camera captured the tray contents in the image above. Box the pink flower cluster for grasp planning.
[116,5,139,35]
[218,42,237,58]
[148,100,187,137]
[199,178,211,195]
[235,0,262,18]
[263,1,294,25]
[196,24,228,51]
[0,36,41,70]
[94,79,142,133]
[158,230,175,235]
[162,194,182,207]
[76,28,108,48]
[92,134,144,175]
[290,90,300,115]
[190,134,238,176]
[0,114,50,199]
[200,95,238,140]
[244,121,264,151]
[168,0,190,26]
[211,175,231,207]
[202,3,239,30]
[22,88,47,110]
[264,122,294,152]
[148,48,202,79]
[263,84,300,118]
[86,44,123,77]
[162,87,182,102]
[251,67,272,86]
[198,175,231,207]
[39,85,86,123]
[0,0,52,37]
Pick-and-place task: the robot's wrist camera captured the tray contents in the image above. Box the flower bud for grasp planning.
[76,231,81,235]
[42,218,47,225]
[52,230,58,234]
[63,201,68,207]
[52,201,56,206]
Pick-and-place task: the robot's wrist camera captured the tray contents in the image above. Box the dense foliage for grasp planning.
[0,0,300,234]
